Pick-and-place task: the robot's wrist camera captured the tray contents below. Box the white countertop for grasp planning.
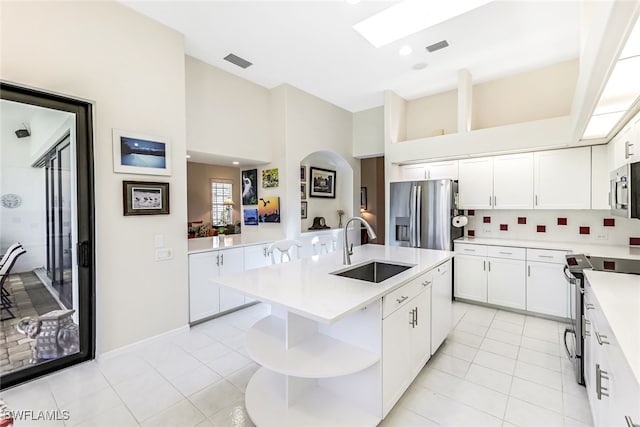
[212,244,453,324]
[188,235,279,254]
[455,237,640,260]
[584,270,640,384]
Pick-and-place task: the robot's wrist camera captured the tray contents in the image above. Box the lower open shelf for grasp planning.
[245,367,381,427]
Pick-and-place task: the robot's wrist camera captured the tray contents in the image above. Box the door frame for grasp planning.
[0,81,95,389]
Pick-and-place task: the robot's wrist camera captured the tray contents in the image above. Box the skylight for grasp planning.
[353,0,492,48]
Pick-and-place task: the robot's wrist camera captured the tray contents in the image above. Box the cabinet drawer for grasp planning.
[487,246,526,260]
[527,248,568,264]
[383,271,431,318]
[454,243,487,256]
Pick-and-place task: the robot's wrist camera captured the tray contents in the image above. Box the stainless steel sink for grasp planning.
[331,261,414,283]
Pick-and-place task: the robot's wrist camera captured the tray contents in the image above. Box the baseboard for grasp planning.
[97,324,190,361]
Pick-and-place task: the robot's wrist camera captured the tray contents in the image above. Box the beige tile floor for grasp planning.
[0,301,592,427]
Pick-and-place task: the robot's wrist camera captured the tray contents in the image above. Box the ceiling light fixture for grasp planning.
[185,154,191,159]
[353,0,492,48]
[399,46,413,56]
[583,18,640,139]
[232,161,239,165]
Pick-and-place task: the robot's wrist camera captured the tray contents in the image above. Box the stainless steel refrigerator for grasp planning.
[389,180,462,250]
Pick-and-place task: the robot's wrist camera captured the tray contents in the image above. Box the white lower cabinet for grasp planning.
[453,254,487,302]
[431,260,452,353]
[487,257,526,310]
[382,269,437,417]
[218,247,246,312]
[526,260,568,318]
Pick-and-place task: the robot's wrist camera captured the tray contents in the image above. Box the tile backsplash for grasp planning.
[463,210,640,246]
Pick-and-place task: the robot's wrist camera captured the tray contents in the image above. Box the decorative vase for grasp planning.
[338,213,343,228]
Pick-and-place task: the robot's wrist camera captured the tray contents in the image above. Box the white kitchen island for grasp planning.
[211,244,454,427]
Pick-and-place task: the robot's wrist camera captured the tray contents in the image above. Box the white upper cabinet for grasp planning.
[399,164,426,180]
[493,153,534,209]
[534,147,591,209]
[458,157,493,209]
[425,160,458,180]
[591,145,610,210]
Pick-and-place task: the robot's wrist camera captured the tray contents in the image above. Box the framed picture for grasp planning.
[241,169,258,205]
[300,166,307,182]
[259,197,280,223]
[301,201,308,219]
[112,129,171,176]
[300,183,306,200]
[123,181,169,216]
[360,187,368,210]
[262,168,279,188]
[243,208,258,226]
[310,167,336,198]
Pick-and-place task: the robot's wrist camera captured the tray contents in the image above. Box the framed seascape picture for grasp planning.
[123,181,169,216]
[241,169,258,205]
[262,168,279,188]
[301,201,307,219]
[310,167,336,198]
[259,197,280,223]
[243,208,258,226]
[300,183,306,200]
[112,129,171,176]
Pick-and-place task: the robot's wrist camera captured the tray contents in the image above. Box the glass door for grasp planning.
[0,83,94,389]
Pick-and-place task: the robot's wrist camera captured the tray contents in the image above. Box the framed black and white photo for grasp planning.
[300,183,306,200]
[112,129,171,176]
[242,169,258,205]
[300,166,307,182]
[310,167,336,198]
[123,181,169,216]
[301,201,308,219]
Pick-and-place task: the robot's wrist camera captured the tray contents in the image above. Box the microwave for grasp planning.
[611,161,640,219]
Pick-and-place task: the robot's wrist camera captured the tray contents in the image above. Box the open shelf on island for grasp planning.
[246,315,379,378]
[246,367,380,427]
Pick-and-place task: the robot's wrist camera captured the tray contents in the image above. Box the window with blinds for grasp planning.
[211,180,233,226]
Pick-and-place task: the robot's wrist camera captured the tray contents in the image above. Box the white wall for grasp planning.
[1,1,188,353]
[353,106,384,158]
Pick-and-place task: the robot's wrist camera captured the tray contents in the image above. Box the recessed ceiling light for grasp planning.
[185,154,191,159]
[353,0,491,48]
[413,62,427,70]
[232,161,239,165]
[399,46,413,56]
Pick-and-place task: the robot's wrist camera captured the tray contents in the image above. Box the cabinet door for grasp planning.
[410,289,431,372]
[458,157,493,209]
[534,147,591,209]
[487,258,526,310]
[591,145,611,210]
[493,153,533,209]
[454,255,487,302]
[629,116,640,163]
[244,244,269,270]
[426,160,458,180]
[189,252,220,322]
[219,248,246,312]
[431,261,452,354]
[400,164,426,180]
[526,261,569,318]
[382,303,412,416]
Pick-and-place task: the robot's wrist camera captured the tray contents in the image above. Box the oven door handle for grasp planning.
[563,265,577,284]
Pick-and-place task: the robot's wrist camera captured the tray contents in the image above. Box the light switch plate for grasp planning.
[154,234,164,248]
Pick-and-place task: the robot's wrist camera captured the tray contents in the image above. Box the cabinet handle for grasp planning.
[583,316,591,337]
[409,308,415,327]
[595,331,610,345]
[422,280,431,287]
[528,265,531,277]
[494,196,497,206]
[463,248,476,252]
[488,261,491,272]
[396,296,409,304]
[626,141,634,159]
[489,196,492,206]
[586,303,595,310]
[415,306,418,326]
[535,195,538,206]
[483,260,486,271]
[263,247,267,257]
[596,363,609,399]
[498,251,512,255]
[538,255,554,259]
[216,254,220,266]
[625,416,640,427]
[221,253,224,265]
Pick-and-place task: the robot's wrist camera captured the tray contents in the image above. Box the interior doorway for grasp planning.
[0,82,95,389]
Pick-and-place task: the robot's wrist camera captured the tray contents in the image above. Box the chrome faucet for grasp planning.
[343,217,377,265]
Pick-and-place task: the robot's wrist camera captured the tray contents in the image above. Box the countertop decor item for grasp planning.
[309,216,330,230]
[337,209,344,227]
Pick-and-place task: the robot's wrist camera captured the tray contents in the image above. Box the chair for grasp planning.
[1,246,26,320]
[267,240,303,264]
[0,242,22,269]
[311,235,337,255]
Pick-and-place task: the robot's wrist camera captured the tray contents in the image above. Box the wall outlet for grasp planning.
[482,228,491,233]
[155,247,173,261]
[596,232,608,240]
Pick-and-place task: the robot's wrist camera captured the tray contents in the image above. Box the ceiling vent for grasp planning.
[224,53,253,69]
[426,40,449,53]
[15,123,30,138]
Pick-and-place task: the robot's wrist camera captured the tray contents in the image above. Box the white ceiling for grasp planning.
[122,0,581,113]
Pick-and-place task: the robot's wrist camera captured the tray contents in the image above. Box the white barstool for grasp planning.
[267,240,303,264]
[311,235,337,255]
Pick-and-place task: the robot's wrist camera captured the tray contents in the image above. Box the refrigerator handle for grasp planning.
[416,184,422,248]
[409,184,417,247]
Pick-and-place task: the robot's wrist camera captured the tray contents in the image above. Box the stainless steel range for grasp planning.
[563,254,640,385]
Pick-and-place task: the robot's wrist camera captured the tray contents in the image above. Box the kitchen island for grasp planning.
[212,244,454,426]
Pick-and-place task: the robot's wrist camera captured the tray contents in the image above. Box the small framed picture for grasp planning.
[123,181,169,216]
[301,201,308,219]
[300,166,307,182]
[262,168,279,188]
[112,129,171,176]
[300,183,306,200]
[360,187,368,210]
[310,167,336,198]
[243,208,258,226]
[242,169,258,205]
